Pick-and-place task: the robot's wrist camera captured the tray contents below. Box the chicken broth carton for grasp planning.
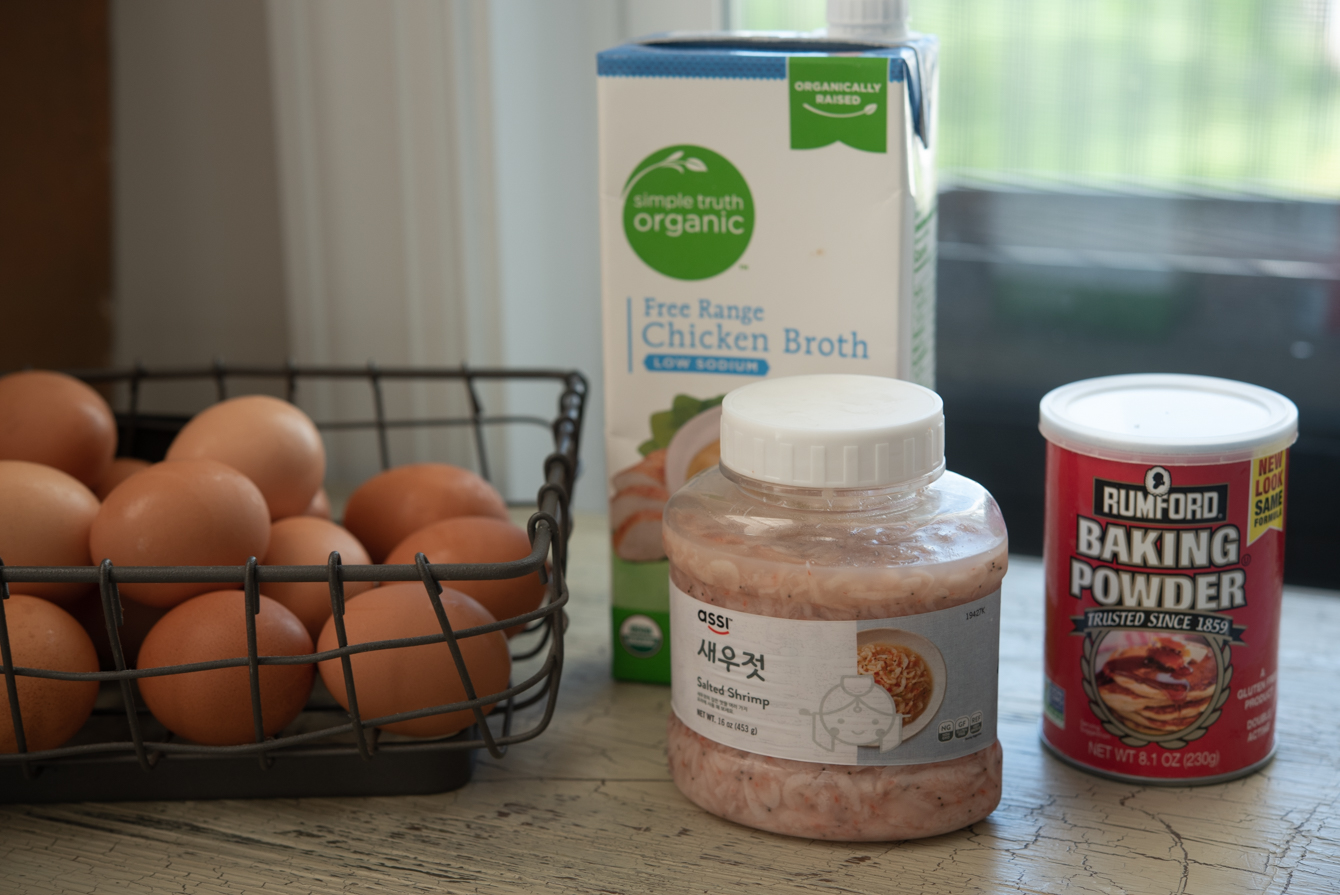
[599,30,939,683]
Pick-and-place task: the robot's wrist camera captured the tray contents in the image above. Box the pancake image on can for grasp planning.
[1091,632,1221,738]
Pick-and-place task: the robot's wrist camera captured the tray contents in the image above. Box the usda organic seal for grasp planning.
[619,614,664,658]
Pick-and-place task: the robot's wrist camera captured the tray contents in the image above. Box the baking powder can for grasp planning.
[1039,374,1297,784]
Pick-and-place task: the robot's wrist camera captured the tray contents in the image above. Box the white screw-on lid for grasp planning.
[719,374,944,489]
[1039,374,1298,464]
[826,0,910,41]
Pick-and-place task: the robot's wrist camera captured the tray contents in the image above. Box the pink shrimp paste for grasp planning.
[664,375,1007,841]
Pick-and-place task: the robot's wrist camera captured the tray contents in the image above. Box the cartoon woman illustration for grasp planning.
[801,675,903,752]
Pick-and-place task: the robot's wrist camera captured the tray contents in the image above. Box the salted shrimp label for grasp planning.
[669,583,1000,766]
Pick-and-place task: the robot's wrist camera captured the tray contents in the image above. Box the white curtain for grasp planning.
[265,0,722,507]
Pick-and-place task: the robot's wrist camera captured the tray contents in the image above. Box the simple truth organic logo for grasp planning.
[621,145,754,281]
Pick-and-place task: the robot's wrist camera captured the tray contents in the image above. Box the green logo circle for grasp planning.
[622,145,753,281]
[619,614,663,658]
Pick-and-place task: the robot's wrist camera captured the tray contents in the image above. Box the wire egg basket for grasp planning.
[0,363,585,802]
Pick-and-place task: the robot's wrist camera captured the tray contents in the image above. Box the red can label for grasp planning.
[1042,442,1288,781]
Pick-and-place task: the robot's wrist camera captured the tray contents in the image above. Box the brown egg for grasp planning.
[0,370,117,489]
[89,459,271,608]
[137,590,314,745]
[343,463,508,562]
[317,583,509,738]
[385,516,545,636]
[301,486,331,520]
[262,516,375,640]
[94,457,150,500]
[166,395,325,520]
[0,460,100,604]
[67,589,168,671]
[0,594,99,753]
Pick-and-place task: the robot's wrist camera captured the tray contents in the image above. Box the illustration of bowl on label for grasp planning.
[664,403,723,495]
[855,628,947,741]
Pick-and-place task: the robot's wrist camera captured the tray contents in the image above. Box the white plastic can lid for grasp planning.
[1039,373,1298,464]
[719,374,944,488]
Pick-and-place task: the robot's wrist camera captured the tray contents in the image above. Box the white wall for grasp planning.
[112,0,289,396]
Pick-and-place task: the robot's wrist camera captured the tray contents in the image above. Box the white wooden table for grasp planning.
[2,513,1337,894]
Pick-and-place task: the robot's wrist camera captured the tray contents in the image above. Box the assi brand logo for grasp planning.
[698,609,731,635]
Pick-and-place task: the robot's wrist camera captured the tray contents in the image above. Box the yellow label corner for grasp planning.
[1248,448,1287,545]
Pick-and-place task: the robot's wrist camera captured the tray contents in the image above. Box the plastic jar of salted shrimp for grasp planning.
[664,374,1007,841]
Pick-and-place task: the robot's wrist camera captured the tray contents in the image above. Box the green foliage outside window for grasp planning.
[731,0,1340,197]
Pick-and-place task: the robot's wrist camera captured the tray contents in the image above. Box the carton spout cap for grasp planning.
[826,0,910,41]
